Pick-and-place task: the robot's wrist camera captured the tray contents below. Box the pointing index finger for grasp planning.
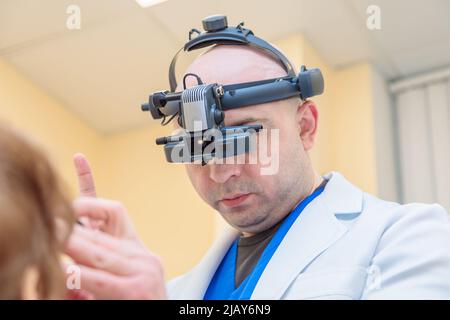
[73,153,97,198]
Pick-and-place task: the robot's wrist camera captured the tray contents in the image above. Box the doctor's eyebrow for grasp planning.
[226,117,271,126]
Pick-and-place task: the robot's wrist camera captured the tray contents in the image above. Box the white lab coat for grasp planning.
[167,172,450,299]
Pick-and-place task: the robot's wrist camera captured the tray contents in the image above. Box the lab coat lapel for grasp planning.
[179,225,239,299]
[251,172,363,299]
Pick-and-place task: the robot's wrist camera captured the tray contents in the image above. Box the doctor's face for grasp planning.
[181,46,319,235]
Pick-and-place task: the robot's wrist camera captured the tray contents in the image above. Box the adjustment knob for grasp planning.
[214,109,225,124]
[202,15,228,32]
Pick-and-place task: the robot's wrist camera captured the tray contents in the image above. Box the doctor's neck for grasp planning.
[240,171,324,238]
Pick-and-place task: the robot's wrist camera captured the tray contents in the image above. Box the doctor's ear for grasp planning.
[296,100,319,151]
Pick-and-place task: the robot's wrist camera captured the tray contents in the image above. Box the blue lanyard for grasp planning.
[204,185,325,300]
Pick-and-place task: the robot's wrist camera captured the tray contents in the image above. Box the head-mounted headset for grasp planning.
[141,15,324,164]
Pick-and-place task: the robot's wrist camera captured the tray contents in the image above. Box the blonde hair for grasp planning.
[0,124,75,299]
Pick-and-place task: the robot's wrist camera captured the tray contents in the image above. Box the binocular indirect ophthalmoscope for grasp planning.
[141,15,324,165]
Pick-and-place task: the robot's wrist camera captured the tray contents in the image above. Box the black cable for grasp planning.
[183,73,204,90]
[161,112,178,126]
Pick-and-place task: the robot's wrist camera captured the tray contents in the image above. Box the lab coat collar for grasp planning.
[251,171,363,299]
[177,224,240,299]
[321,171,364,215]
[178,171,363,299]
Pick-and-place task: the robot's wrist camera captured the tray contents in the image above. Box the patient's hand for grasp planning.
[64,154,166,299]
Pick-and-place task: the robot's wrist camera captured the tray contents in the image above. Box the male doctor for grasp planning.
[66,38,450,300]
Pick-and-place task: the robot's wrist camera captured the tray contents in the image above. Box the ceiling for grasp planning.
[1,0,449,133]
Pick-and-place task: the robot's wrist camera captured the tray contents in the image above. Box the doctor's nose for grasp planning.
[208,160,242,184]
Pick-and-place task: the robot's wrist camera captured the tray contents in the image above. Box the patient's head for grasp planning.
[0,124,74,299]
